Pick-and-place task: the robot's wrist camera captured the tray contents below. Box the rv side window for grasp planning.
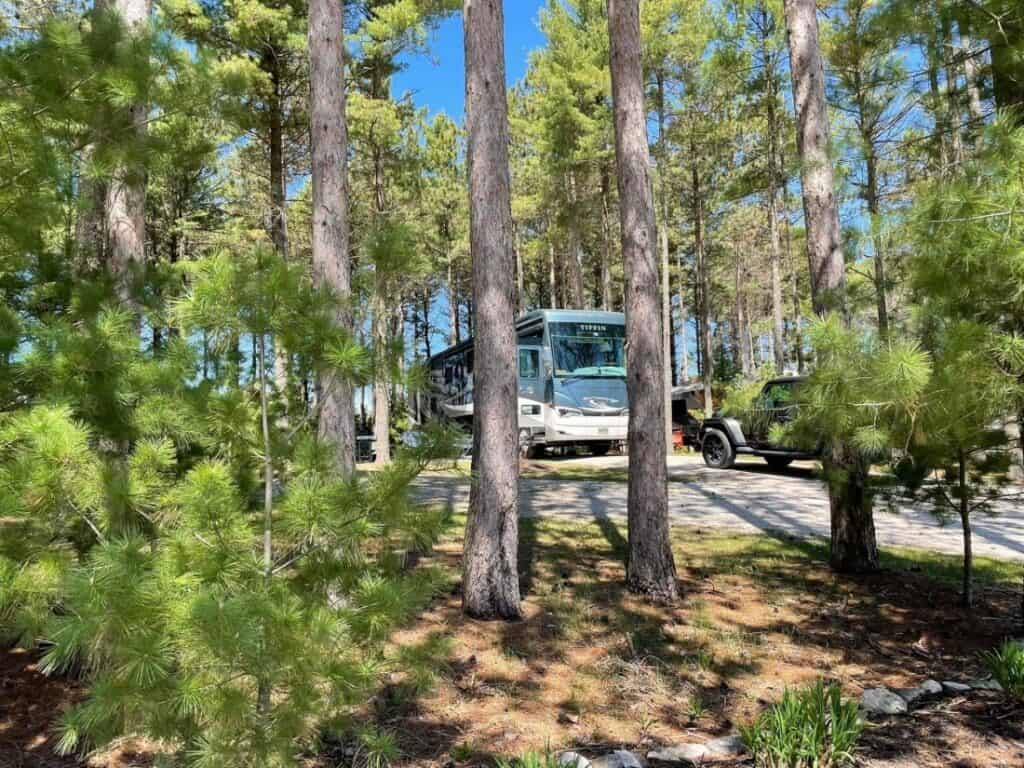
[519,349,539,379]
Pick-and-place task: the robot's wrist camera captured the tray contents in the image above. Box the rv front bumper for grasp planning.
[546,419,627,443]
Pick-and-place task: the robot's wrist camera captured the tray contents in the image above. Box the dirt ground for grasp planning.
[3,518,1022,767]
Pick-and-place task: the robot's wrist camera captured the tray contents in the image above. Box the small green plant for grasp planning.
[688,648,714,672]
[495,748,563,768]
[740,680,862,768]
[450,741,477,763]
[685,694,706,721]
[357,727,400,768]
[982,641,1024,700]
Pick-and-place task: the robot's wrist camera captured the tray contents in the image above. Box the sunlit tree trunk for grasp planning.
[656,73,673,450]
[309,0,354,474]
[600,168,615,311]
[547,238,558,308]
[448,244,459,346]
[785,0,876,574]
[566,172,586,309]
[461,0,521,619]
[514,222,525,314]
[267,61,292,395]
[100,0,151,309]
[692,160,713,417]
[959,31,985,125]
[608,0,678,602]
[735,258,752,377]
[784,0,846,317]
[676,250,689,381]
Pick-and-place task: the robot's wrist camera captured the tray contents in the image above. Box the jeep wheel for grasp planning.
[765,456,793,470]
[701,429,735,469]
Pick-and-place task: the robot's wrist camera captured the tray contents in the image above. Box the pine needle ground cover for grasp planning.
[5,517,1021,768]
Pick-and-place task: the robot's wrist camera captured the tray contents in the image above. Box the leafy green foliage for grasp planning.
[740,680,863,768]
[983,641,1024,701]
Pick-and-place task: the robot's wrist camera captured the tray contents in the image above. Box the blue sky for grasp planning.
[392,3,549,120]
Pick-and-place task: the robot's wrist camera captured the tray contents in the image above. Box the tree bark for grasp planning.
[309,0,354,475]
[942,12,965,168]
[761,9,787,374]
[448,243,459,346]
[780,142,804,373]
[600,168,615,311]
[462,0,521,619]
[101,0,151,308]
[268,60,291,395]
[785,0,877,573]
[959,31,985,126]
[958,453,973,609]
[864,146,889,338]
[828,450,879,572]
[372,289,391,464]
[783,0,846,317]
[548,238,558,308]
[514,221,525,314]
[735,258,752,377]
[692,161,713,417]
[566,171,586,309]
[676,250,689,381]
[608,0,678,602]
[656,73,673,451]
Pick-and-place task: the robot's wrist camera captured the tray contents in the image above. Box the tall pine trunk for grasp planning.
[268,61,291,395]
[657,74,673,450]
[864,146,889,338]
[309,0,354,475]
[676,250,689,381]
[100,0,150,309]
[608,0,678,602]
[761,8,787,374]
[785,0,876,573]
[566,172,586,309]
[600,168,615,311]
[461,0,521,619]
[959,31,985,126]
[784,0,845,316]
[692,161,713,417]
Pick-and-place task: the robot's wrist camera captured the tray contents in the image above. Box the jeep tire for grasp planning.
[701,428,735,469]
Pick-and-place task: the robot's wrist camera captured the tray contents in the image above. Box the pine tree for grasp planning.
[461,0,521,620]
[608,0,678,602]
[308,0,355,475]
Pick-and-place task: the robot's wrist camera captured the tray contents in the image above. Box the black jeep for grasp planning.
[699,376,819,470]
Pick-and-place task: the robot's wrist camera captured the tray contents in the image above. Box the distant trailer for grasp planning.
[425,309,629,457]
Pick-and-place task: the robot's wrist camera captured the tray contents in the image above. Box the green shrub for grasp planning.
[983,641,1024,700]
[495,748,563,768]
[740,680,862,768]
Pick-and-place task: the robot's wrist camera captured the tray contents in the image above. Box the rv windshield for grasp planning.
[549,322,626,377]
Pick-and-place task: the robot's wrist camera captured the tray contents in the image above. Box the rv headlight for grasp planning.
[521,404,541,416]
[557,407,584,418]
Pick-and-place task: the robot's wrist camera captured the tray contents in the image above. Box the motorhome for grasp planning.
[426,309,629,456]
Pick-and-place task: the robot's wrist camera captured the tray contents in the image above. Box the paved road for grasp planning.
[413,454,1024,561]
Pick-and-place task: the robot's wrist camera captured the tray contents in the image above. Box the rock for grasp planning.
[859,687,908,716]
[557,711,580,725]
[703,735,746,757]
[647,737,744,765]
[647,745,707,765]
[896,679,943,705]
[941,681,972,694]
[969,677,1004,692]
[558,752,591,768]
[591,750,645,768]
